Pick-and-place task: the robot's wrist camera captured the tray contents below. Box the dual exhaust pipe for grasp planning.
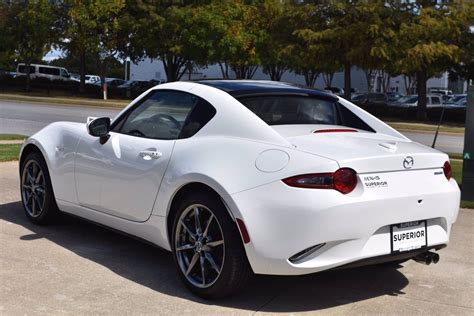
[413,251,440,265]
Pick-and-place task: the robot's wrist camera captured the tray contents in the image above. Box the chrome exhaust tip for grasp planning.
[413,251,439,265]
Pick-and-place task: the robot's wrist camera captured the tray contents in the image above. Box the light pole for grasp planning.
[462,85,473,201]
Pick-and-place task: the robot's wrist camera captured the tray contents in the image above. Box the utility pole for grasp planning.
[462,85,474,201]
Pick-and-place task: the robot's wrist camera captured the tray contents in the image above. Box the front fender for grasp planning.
[19,122,86,203]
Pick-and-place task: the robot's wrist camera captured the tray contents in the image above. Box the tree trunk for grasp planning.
[363,69,373,92]
[323,72,334,88]
[162,55,187,82]
[416,69,428,120]
[303,70,319,88]
[79,49,86,94]
[344,62,351,100]
[218,62,229,79]
[267,65,285,81]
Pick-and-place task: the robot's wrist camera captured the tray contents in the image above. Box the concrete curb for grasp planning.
[0,140,24,145]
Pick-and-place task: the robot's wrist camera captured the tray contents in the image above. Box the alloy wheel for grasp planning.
[175,204,225,288]
[21,160,46,218]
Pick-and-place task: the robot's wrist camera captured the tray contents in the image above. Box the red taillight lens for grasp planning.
[333,168,358,194]
[282,168,357,194]
[443,161,452,180]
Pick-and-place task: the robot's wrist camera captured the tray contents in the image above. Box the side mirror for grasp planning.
[87,117,111,137]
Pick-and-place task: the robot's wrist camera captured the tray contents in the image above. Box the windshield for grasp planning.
[238,96,338,125]
[399,95,418,104]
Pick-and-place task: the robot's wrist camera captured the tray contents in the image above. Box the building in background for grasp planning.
[131,58,468,95]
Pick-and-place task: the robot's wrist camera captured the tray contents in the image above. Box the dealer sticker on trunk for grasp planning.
[391,220,427,253]
[363,175,388,188]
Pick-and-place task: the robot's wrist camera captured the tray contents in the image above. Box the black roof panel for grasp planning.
[196,80,338,100]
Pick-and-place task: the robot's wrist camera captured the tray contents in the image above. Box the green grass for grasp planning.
[0,134,27,141]
[447,152,463,160]
[0,144,22,161]
[451,160,463,185]
[388,122,465,134]
[461,201,474,209]
[0,92,128,108]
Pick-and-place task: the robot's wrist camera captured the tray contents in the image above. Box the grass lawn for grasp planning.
[387,122,465,134]
[451,160,463,185]
[0,144,22,162]
[0,133,27,141]
[0,92,128,108]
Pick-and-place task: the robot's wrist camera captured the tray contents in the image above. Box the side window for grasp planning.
[432,97,441,105]
[337,103,375,132]
[179,99,216,138]
[18,65,35,74]
[116,91,199,140]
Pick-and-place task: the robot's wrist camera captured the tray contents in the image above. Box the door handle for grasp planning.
[139,150,162,160]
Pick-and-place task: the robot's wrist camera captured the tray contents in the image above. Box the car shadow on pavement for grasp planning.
[0,201,409,312]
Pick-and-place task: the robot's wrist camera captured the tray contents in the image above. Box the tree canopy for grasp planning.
[0,0,472,114]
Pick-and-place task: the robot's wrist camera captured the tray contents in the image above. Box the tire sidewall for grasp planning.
[20,152,58,224]
[171,192,248,299]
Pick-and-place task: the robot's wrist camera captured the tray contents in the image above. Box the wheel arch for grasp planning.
[166,182,237,249]
[19,142,46,173]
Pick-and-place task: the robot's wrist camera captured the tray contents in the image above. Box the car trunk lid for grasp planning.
[273,125,448,173]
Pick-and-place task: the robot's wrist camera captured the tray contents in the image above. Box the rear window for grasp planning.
[238,95,374,132]
[238,96,338,125]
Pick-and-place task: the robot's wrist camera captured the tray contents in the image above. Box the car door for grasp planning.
[74,90,199,222]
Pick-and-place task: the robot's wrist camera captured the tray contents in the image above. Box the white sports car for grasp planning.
[19,80,460,298]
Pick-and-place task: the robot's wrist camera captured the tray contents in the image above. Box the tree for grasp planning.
[0,3,16,70]
[5,0,57,91]
[258,0,292,81]
[449,1,474,83]
[394,1,464,119]
[290,3,333,88]
[56,1,123,93]
[187,0,264,79]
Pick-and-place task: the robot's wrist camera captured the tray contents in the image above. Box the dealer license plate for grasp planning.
[391,220,427,253]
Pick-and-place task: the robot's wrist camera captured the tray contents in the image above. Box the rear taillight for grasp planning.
[333,168,358,194]
[282,168,357,194]
[443,161,452,180]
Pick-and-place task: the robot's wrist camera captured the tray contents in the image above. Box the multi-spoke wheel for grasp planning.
[20,151,59,224]
[171,191,252,299]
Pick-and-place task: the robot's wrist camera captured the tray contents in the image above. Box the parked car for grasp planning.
[389,94,444,108]
[69,73,80,82]
[352,92,387,106]
[19,80,459,298]
[16,63,71,81]
[85,75,100,84]
[324,86,344,96]
[386,92,404,102]
[444,94,466,106]
[117,80,157,98]
[445,96,467,109]
[93,77,127,87]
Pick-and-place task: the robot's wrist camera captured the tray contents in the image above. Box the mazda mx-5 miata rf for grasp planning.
[19,80,460,298]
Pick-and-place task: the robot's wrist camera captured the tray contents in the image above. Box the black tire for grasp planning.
[20,151,60,224]
[171,191,252,299]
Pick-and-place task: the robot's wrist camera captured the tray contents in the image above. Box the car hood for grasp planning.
[272,125,448,173]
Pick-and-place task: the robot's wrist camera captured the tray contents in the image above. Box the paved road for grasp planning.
[0,100,465,153]
[0,161,472,314]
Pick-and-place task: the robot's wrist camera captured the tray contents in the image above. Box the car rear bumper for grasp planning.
[228,169,460,275]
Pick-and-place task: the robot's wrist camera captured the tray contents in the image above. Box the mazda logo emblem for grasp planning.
[403,156,414,169]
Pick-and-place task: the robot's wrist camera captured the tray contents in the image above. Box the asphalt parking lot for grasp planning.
[0,160,473,314]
